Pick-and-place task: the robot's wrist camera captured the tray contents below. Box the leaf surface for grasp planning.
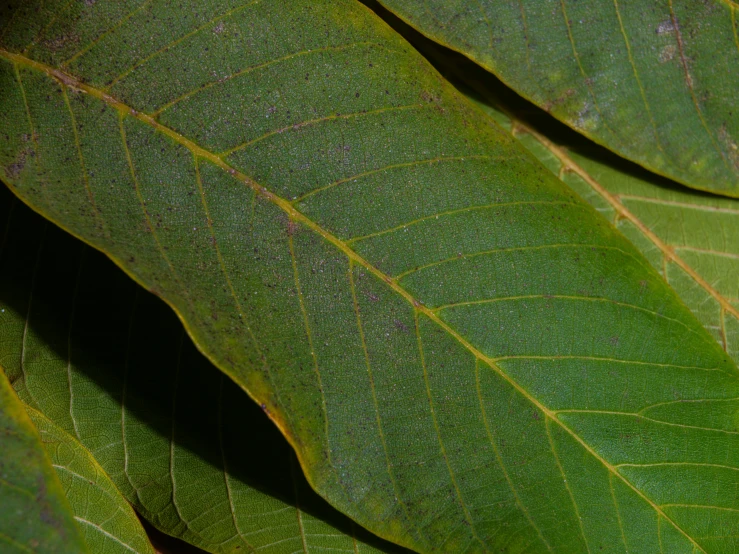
[373,0,739,197]
[24,407,156,554]
[0,365,88,553]
[0,187,402,554]
[2,1,739,552]
[419,32,739,374]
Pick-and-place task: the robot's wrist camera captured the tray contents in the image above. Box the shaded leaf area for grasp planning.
[381,7,739,380]
[0,368,87,553]
[2,1,739,552]
[24,407,156,554]
[139,518,208,554]
[374,0,739,197]
[0,187,404,554]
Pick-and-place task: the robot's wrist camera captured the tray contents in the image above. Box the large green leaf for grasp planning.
[2,1,739,552]
[410,29,739,370]
[382,8,739,368]
[373,0,739,197]
[24,406,156,554]
[0,187,402,554]
[0,367,88,553]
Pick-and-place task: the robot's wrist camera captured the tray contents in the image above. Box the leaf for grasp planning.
[2,1,739,552]
[371,0,739,197]
[23,406,156,554]
[413,28,739,370]
[0,186,403,554]
[0,365,88,553]
[510,118,739,362]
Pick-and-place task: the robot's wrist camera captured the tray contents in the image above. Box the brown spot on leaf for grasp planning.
[659,44,676,63]
[4,148,31,180]
[394,319,409,333]
[542,88,575,112]
[43,34,80,52]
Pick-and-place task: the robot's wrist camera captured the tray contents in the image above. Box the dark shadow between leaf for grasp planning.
[0,183,410,553]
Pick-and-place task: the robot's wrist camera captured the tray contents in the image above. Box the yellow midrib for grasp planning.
[0,48,707,553]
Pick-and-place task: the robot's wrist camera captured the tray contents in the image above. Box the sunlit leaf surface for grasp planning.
[423,31,739,373]
[0,368,87,553]
[25,407,155,554]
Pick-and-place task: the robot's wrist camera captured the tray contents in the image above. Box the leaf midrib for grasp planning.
[0,48,707,553]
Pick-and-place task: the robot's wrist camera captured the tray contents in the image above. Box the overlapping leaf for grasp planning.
[374,0,739,197]
[0,369,88,553]
[2,1,739,552]
[408,27,739,369]
[0,187,402,554]
[24,407,156,554]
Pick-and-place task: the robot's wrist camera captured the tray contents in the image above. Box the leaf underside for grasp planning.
[375,0,739,197]
[0,187,401,554]
[2,1,739,553]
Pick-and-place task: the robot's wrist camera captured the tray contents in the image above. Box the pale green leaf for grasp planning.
[373,0,739,197]
[2,1,739,552]
[0,366,88,553]
[24,406,156,554]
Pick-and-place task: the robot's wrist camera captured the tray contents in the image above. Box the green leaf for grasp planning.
[2,1,739,552]
[510,117,739,363]
[23,406,156,554]
[416,31,739,371]
[0,187,403,554]
[0,366,88,553]
[372,0,739,197]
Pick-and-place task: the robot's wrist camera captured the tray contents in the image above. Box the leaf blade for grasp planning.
[0,367,89,554]
[0,187,405,554]
[24,406,156,554]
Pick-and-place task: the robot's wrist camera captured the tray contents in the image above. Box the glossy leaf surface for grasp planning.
[375,0,739,196]
[0,187,402,554]
[0,367,87,553]
[25,407,156,554]
[2,1,739,552]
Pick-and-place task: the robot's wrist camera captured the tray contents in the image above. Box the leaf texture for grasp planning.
[0,366,88,553]
[2,1,739,552]
[0,187,403,554]
[24,407,156,554]
[421,32,739,378]
[373,0,739,197]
